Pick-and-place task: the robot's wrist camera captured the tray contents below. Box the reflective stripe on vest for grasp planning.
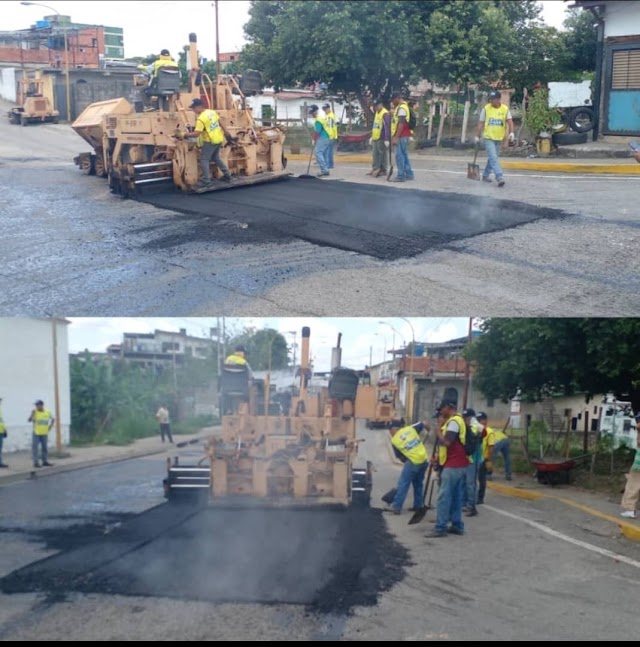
[483,103,509,141]
[391,425,428,464]
[33,409,52,436]
[372,108,388,141]
[438,414,467,465]
[197,109,225,145]
[391,102,409,137]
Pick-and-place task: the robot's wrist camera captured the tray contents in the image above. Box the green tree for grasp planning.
[228,327,289,370]
[465,319,640,409]
[240,0,418,112]
[560,8,597,76]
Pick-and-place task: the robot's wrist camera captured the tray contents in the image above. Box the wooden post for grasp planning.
[461,99,471,143]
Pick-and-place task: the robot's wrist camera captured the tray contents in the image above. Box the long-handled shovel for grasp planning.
[467,142,480,180]
[386,137,394,180]
[408,443,439,525]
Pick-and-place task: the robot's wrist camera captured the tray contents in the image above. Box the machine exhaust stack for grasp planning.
[331,333,342,370]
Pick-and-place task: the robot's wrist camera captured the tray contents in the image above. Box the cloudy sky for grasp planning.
[6,1,572,60]
[67,317,474,371]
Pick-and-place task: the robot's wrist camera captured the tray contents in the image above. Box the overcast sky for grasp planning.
[67,317,474,371]
[5,1,572,60]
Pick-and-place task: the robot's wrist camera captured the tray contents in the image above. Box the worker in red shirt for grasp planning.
[389,92,415,182]
[425,400,469,538]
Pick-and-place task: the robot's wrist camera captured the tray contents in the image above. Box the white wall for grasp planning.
[604,1,640,37]
[0,68,17,103]
[0,318,71,452]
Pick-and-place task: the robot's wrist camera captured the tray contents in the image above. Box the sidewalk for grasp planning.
[0,427,217,487]
[287,150,640,174]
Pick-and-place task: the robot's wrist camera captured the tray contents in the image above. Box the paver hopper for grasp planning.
[72,32,288,196]
[164,326,374,509]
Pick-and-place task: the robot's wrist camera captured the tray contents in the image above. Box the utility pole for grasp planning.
[214,0,220,77]
[51,317,62,455]
[462,317,473,410]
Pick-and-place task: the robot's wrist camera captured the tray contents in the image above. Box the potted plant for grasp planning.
[524,88,560,155]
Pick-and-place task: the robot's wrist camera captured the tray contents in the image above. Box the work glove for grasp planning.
[508,132,515,145]
[474,136,480,144]
[384,141,390,148]
[368,138,373,146]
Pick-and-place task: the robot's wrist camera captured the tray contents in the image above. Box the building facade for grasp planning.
[0,318,71,453]
[573,0,640,138]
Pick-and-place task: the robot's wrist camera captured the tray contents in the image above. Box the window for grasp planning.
[612,49,640,90]
[92,38,97,47]
[162,342,180,352]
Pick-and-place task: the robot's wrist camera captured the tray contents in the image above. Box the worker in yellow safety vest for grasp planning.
[322,103,338,170]
[386,418,430,514]
[426,400,469,537]
[309,104,332,177]
[183,98,233,188]
[28,399,54,468]
[389,92,414,182]
[367,98,391,177]
[474,89,514,187]
[138,49,178,78]
[0,396,8,468]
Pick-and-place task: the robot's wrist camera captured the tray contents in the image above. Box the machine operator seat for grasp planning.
[146,66,181,98]
[220,363,251,414]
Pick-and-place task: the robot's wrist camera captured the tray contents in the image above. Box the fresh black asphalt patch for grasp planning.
[0,504,411,613]
[138,177,570,260]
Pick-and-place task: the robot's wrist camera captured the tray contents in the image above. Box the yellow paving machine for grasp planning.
[71,33,287,197]
[163,326,375,509]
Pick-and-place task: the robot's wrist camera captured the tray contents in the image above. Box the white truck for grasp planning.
[547,80,595,140]
[598,393,637,450]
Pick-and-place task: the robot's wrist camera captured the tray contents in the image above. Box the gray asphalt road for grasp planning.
[1,427,640,641]
[1,112,638,316]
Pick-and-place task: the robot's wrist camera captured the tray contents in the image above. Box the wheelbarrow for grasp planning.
[337,132,370,152]
[531,454,590,486]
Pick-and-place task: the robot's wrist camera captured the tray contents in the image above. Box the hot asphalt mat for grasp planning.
[138,177,570,260]
[0,504,410,613]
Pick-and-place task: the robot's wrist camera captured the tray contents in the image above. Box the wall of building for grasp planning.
[0,67,17,102]
[604,1,640,38]
[0,318,71,453]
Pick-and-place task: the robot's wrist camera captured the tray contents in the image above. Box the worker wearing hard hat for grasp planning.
[367,98,390,177]
[183,98,233,188]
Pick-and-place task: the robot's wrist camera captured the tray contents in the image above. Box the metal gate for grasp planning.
[604,42,640,136]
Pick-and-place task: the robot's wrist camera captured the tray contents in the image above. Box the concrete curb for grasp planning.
[487,481,640,543]
[286,153,640,174]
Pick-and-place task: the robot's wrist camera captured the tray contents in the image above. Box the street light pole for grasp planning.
[400,318,416,422]
[214,0,220,77]
[21,2,71,122]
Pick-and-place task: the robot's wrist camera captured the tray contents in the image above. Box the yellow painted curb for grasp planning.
[286,153,640,174]
[487,482,544,501]
[487,483,640,542]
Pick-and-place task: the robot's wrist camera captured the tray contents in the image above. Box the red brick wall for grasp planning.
[0,26,105,68]
[397,356,473,375]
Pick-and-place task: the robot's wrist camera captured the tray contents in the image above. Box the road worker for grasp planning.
[0,396,8,468]
[28,399,54,468]
[225,345,249,366]
[139,49,178,79]
[619,414,640,519]
[386,418,430,514]
[426,401,468,538]
[367,98,391,177]
[462,408,482,517]
[475,90,514,187]
[389,92,414,182]
[322,103,339,169]
[309,104,332,177]
[183,98,233,188]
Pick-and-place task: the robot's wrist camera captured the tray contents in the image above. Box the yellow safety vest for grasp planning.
[324,111,338,140]
[391,102,409,137]
[153,55,177,77]
[315,115,331,138]
[225,354,248,365]
[196,109,225,145]
[0,407,5,434]
[438,414,467,466]
[391,424,428,465]
[371,107,388,141]
[32,409,52,436]
[483,103,510,141]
